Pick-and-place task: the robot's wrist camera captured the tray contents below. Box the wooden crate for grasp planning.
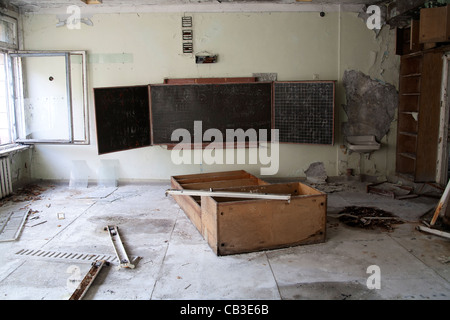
[171,170,269,233]
[171,171,326,255]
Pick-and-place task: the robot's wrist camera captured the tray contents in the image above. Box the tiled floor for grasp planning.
[0,181,449,300]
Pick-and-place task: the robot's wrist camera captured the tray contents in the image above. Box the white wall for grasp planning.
[20,8,400,182]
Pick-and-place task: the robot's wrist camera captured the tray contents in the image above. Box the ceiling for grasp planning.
[5,0,379,10]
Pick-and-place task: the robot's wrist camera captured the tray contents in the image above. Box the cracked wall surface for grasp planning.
[342,70,398,142]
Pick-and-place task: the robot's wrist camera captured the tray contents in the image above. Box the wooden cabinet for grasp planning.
[420,5,450,43]
[396,20,423,55]
[396,51,443,182]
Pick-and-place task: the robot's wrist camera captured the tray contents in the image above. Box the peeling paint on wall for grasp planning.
[342,70,398,142]
[368,26,400,88]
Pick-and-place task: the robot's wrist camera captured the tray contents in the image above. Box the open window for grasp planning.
[10,50,89,144]
[0,13,18,146]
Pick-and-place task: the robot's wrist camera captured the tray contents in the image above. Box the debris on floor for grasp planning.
[336,206,404,231]
[0,208,30,242]
[2,184,50,204]
[307,182,356,193]
[366,181,416,200]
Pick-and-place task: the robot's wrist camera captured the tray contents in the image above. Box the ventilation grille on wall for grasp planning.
[182,16,193,53]
[0,156,12,199]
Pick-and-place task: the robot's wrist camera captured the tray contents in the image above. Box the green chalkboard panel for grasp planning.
[94,85,151,155]
[274,81,335,145]
[150,82,272,145]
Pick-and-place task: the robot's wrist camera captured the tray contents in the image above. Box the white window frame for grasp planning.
[9,50,89,145]
[0,13,18,50]
[0,13,18,147]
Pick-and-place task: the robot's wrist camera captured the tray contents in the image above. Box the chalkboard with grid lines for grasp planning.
[274,81,335,145]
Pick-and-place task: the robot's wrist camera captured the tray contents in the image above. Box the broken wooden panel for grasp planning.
[201,182,326,256]
[171,171,326,256]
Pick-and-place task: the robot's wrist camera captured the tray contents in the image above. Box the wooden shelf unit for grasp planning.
[396,50,443,182]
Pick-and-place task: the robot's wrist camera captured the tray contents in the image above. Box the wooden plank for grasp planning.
[69,260,108,300]
[213,182,323,197]
[180,178,264,190]
[164,77,256,84]
[173,170,248,181]
[170,177,202,232]
[201,196,219,255]
[175,172,252,184]
[410,19,423,52]
[216,194,327,255]
[430,178,450,226]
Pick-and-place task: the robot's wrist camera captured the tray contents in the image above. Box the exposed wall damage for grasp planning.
[342,70,398,142]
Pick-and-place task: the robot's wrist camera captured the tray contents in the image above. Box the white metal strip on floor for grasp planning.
[15,248,119,264]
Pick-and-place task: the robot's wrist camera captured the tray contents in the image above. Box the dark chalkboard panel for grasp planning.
[274,81,335,145]
[150,82,272,145]
[94,86,151,155]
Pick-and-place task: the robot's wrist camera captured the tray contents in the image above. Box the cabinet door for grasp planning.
[416,51,443,182]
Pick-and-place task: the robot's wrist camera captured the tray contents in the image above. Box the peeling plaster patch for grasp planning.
[368,26,400,88]
[305,162,327,184]
[342,70,398,142]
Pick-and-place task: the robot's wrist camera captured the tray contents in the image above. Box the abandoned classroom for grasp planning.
[0,0,449,302]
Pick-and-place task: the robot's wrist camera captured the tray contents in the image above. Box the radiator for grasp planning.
[0,156,12,199]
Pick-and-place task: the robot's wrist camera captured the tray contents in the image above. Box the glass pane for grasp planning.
[20,55,70,141]
[0,17,17,47]
[0,53,11,145]
[70,54,86,142]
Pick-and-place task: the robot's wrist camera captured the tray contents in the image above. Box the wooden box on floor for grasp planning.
[171,170,327,256]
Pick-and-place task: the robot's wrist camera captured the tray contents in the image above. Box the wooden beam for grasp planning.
[69,260,108,300]
[430,179,450,226]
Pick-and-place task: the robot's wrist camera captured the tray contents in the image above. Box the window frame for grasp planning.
[0,12,18,146]
[0,13,18,50]
[9,50,89,145]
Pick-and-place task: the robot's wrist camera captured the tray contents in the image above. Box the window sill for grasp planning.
[0,144,33,157]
